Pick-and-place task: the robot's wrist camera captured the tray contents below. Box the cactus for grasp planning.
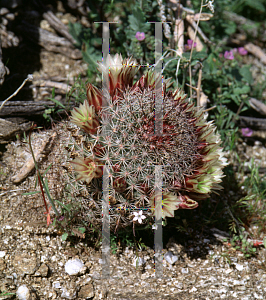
[67,54,227,231]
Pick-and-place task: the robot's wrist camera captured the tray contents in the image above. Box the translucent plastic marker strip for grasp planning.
[154,22,163,136]
[102,165,110,279]
[154,165,163,277]
[100,22,110,279]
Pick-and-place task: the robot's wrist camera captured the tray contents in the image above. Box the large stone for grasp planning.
[0,118,20,144]
[12,252,39,276]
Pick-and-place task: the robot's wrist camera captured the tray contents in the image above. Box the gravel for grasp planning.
[0,221,266,299]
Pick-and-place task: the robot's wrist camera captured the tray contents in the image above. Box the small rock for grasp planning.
[189,286,197,293]
[217,288,228,294]
[65,258,86,275]
[1,17,8,25]
[17,285,30,300]
[0,118,21,144]
[233,279,245,286]
[52,281,61,289]
[164,251,178,265]
[0,7,9,15]
[0,258,6,271]
[181,268,189,274]
[173,281,183,289]
[33,263,49,277]
[78,282,94,299]
[235,263,244,271]
[5,13,15,20]
[0,258,6,278]
[91,271,101,280]
[61,283,77,300]
[254,292,263,299]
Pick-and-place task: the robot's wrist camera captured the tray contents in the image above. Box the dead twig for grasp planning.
[34,80,72,92]
[43,11,77,44]
[186,14,212,45]
[249,98,266,116]
[0,74,33,112]
[244,43,266,64]
[238,116,266,130]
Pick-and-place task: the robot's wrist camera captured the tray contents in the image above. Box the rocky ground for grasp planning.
[1,1,266,300]
[1,219,266,300]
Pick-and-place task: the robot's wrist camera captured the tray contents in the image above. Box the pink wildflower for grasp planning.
[184,39,197,51]
[135,32,145,41]
[238,47,248,55]
[224,50,234,60]
[241,128,253,137]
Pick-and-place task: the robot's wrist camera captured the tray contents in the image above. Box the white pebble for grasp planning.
[0,251,6,257]
[164,251,178,265]
[17,285,30,300]
[235,263,244,271]
[181,268,189,274]
[65,258,85,275]
[53,281,61,289]
[189,286,197,293]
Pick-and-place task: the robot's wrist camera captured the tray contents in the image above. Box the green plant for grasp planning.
[235,159,266,236]
[0,290,16,297]
[229,227,257,258]
[43,88,66,122]
[201,48,252,150]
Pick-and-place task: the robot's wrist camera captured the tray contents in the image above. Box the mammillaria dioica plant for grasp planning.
[68,53,227,231]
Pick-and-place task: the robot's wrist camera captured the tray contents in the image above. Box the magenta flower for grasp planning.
[238,47,248,56]
[184,39,197,51]
[224,50,234,60]
[241,128,253,137]
[135,32,145,41]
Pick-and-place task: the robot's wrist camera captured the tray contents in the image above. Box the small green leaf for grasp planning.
[22,191,41,195]
[78,227,86,233]
[61,233,68,241]
[55,200,71,212]
[68,22,83,48]
[48,97,66,109]
[43,163,53,176]
[240,65,253,84]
